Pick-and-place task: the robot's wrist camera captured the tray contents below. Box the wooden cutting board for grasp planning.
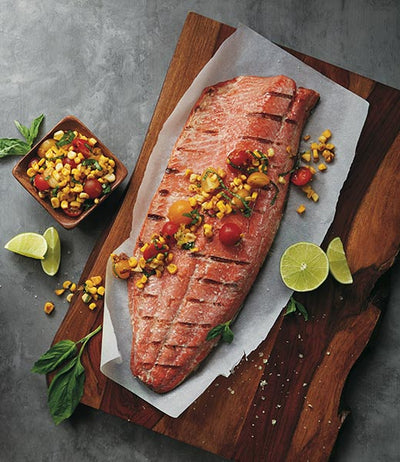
[51,12,400,461]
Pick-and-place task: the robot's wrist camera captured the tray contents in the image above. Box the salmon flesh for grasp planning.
[128,75,319,393]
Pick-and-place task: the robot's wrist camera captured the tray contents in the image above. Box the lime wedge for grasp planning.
[280,242,329,292]
[41,227,61,276]
[4,232,48,259]
[327,237,353,284]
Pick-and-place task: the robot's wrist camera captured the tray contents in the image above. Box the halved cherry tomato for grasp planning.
[219,222,242,246]
[72,138,91,157]
[168,200,193,225]
[290,167,312,186]
[83,178,103,199]
[227,149,253,173]
[143,243,160,261]
[33,174,50,191]
[62,157,76,167]
[161,221,179,245]
[63,206,83,217]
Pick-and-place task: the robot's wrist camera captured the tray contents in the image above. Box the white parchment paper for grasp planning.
[100,24,369,417]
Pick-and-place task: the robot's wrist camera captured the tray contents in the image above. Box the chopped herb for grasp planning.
[284,297,309,321]
[270,181,279,205]
[183,208,203,226]
[182,241,196,250]
[51,186,59,197]
[207,320,234,343]
[102,183,111,194]
[56,130,75,147]
[82,158,102,171]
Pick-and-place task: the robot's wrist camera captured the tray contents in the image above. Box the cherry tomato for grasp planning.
[37,138,57,158]
[143,243,161,261]
[161,221,179,245]
[167,200,193,225]
[62,157,76,167]
[72,138,91,157]
[63,206,83,217]
[83,179,103,199]
[219,222,243,246]
[33,174,50,191]
[290,167,313,186]
[227,149,253,173]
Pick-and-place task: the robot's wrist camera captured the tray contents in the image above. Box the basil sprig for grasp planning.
[0,114,44,158]
[207,320,234,344]
[284,296,309,321]
[32,324,102,425]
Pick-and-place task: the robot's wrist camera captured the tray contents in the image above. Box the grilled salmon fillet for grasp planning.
[128,75,319,393]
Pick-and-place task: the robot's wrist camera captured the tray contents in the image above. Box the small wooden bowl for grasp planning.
[12,115,128,229]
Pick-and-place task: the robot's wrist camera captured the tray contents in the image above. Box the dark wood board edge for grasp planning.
[49,12,400,461]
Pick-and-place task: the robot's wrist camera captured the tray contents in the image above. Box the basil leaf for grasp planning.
[14,121,30,142]
[27,114,44,146]
[47,355,85,425]
[31,340,77,374]
[56,130,75,147]
[82,158,102,170]
[0,138,31,157]
[102,183,111,195]
[207,321,234,343]
[284,297,309,321]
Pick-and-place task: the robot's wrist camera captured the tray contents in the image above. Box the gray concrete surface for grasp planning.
[0,1,399,461]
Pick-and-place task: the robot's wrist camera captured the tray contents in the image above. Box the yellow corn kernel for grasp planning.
[322,150,335,163]
[310,142,319,150]
[267,148,275,157]
[296,204,306,214]
[325,143,335,151]
[50,197,60,208]
[318,163,327,172]
[216,211,224,219]
[278,176,286,184]
[90,275,102,286]
[155,269,162,278]
[139,275,148,285]
[88,302,97,310]
[70,283,77,292]
[27,167,36,177]
[321,129,332,139]
[286,145,292,154]
[139,257,146,268]
[318,135,327,144]
[87,137,97,146]
[167,264,178,274]
[167,253,174,263]
[38,157,46,166]
[97,286,105,296]
[54,288,65,296]
[136,282,144,290]
[79,192,90,200]
[44,302,55,315]
[301,151,311,162]
[203,223,213,238]
[188,197,197,207]
[82,293,92,304]
[307,166,317,175]
[303,134,311,141]
[53,130,64,140]
[66,293,74,303]
[62,280,72,289]
[69,201,81,209]
[60,200,68,209]
[311,192,319,202]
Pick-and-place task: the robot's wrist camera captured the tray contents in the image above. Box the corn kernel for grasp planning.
[66,293,74,303]
[61,200,68,209]
[325,143,335,150]
[44,302,55,315]
[27,167,36,177]
[88,302,97,310]
[97,286,105,296]
[278,176,286,184]
[82,293,92,304]
[62,280,72,289]
[167,264,178,274]
[50,197,60,208]
[87,137,97,146]
[311,192,319,202]
[303,135,310,141]
[267,148,275,157]
[54,288,65,296]
[318,163,327,172]
[136,282,144,289]
[53,130,64,140]
[321,129,332,139]
[301,151,311,162]
[70,283,77,292]
[318,135,327,144]
[90,275,102,286]
[296,204,306,214]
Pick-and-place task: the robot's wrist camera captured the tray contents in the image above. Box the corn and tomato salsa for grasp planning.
[26,129,116,217]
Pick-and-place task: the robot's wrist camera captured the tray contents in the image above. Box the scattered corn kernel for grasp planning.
[321,129,332,139]
[303,135,311,141]
[66,293,74,303]
[297,204,306,214]
[301,151,311,162]
[90,275,102,286]
[88,302,97,310]
[318,163,327,172]
[82,293,92,304]
[97,286,105,296]
[53,130,64,141]
[278,176,286,184]
[54,288,65,296]
[167,264,178,274]
[44,302,55,315]
[62,280,72,289]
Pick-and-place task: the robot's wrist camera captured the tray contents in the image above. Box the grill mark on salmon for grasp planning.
[147,213,165,221]
[128,75,319,393]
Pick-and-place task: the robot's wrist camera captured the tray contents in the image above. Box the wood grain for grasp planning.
[51,13,400,461]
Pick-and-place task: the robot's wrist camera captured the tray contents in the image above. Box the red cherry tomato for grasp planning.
[63,206,83,217]
[72,138,91,157]
[161,221,179,245]
[33,174,50,191]
[290,167,313,186]
[143,242,161,261]
[83,179,103,199]
[62,157,76,167]
[227,149,253,173]
[219,222,243,246]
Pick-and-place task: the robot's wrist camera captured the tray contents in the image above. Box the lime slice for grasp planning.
[4,232,48,259]
[327,237,353,284]
[280,242,329,292]
[41,227,61,276]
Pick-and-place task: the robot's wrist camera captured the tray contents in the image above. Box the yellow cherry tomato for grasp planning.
[37,138,57,157]
[168,199,193,225]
